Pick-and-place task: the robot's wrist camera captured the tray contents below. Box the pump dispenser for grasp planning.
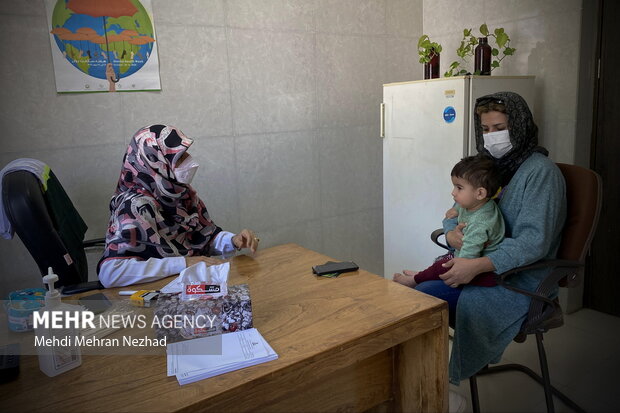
[42,268,61,307]
[34,267,82,377]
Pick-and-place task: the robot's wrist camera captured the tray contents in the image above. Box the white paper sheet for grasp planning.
[166,328,278,385]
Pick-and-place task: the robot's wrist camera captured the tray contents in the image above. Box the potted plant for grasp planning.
[417,35,442,79]
[444,24,516,77]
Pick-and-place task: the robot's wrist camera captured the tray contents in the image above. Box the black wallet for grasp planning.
[312,261,359,276]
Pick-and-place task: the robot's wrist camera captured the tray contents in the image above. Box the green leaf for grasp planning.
[496,32,509,48]
[480,23,489,36]
[494,27,504,35]
[491,61,500,68]
[504,47,515,55]
[450,61,459,69]
[417,35,429,48]
[464,28,472,36]
[436,44,443,53]
[492,48,499,56]
[459,69,468,75]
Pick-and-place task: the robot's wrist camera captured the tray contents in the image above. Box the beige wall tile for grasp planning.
[228,29,316,134]
[316,0,386,35]
[227,0,315,31]
[152,0,225,26]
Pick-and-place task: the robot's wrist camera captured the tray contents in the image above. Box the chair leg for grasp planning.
[469,374,481,413]
[474,337,587,413]
[535,332,555,413]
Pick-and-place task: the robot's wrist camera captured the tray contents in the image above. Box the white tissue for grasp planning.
[179,262,229,301]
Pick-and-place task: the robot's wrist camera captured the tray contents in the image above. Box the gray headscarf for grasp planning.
[474,91,548,186]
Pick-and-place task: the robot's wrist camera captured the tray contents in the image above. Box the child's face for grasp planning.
[451,176,486,209]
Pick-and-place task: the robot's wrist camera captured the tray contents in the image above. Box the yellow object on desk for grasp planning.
[129,290,159,307]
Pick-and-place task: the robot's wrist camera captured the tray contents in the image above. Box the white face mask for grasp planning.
[175,154,199,184]
[483,130,513,159]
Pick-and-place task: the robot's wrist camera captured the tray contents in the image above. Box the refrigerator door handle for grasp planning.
[380,103,385,138]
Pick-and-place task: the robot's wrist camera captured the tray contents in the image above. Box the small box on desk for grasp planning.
[154,284,252,343]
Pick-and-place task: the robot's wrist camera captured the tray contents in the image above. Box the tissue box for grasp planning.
[153,284,252,343]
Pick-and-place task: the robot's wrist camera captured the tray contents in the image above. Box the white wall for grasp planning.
[0,0,423,297]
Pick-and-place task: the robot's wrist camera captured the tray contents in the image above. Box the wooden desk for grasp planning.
[0,244,448,412]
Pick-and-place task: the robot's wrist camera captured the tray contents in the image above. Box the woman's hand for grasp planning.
[232,229,260,254]
[185,256,226,268]
[445,222,466,250]
[439,256,494,288]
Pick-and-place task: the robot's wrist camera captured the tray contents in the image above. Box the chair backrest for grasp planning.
[556,163,602,282]
[2,170,89,287]
[516,163,602,340]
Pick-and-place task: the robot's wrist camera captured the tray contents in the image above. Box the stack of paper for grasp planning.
[167,328,278,385]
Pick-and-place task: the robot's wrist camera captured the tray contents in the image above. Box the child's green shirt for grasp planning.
[456,200,505,259]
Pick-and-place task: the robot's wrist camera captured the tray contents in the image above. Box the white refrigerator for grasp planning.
[382,75,535,279]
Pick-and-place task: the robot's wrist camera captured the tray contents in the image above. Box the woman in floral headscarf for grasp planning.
[98,124,259,288]
[400,92,567,387]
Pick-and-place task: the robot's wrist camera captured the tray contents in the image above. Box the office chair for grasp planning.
[2,169,105,292]
[431,163,602,413]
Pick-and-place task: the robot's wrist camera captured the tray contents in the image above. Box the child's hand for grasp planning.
[445,208,458,219]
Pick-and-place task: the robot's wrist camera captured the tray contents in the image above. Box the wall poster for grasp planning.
[45,0,161,93]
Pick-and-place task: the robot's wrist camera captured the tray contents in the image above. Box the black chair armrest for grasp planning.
[62,280,104,295]
[83,238,106,248]
[431,228,450,250]
[496,259,583,311]
[496,259,582,282]
[496,259,584,338]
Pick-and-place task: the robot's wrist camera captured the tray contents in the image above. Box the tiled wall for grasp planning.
[422,0,583,163]
[0,0,423,296]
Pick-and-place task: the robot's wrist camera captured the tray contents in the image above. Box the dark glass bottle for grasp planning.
[474,37,492,75]
[423,51,440,79]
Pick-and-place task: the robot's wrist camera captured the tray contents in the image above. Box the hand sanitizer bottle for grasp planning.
[34,267,82,377]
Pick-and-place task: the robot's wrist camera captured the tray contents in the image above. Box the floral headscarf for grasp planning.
[474,91,548,186]
[98,125,220,270]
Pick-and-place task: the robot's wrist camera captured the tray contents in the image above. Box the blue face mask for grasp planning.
[483,130,512,158]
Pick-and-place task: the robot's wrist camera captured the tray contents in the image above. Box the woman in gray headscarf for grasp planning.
[408,92,567,384]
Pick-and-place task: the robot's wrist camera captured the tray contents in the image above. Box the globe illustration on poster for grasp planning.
[49,0,155,90]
